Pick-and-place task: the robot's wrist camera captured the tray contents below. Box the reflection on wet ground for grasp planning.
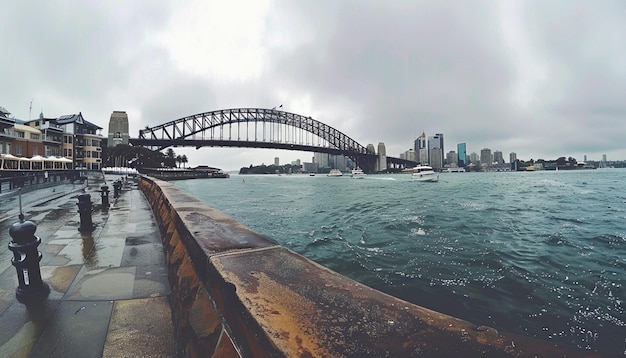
[0,173,176,357]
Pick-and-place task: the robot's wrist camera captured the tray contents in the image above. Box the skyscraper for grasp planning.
[415,132,428,164]
[480,148,492,166]
[457,143,466,167]
[493,150,504,164]
[428,133,444,169]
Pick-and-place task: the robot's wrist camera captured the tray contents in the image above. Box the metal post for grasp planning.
[100,185,109,209]
[8,191,50,303]
[77,194,95,232]
[113,180,122,198]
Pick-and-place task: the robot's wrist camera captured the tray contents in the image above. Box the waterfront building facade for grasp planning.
[107,111,129,147]
[0,107,16,154]
[56,113,104,170]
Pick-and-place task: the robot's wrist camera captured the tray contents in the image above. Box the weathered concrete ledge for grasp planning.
[139,176,598,357]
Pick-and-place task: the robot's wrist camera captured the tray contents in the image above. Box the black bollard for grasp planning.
[113,180,122,198]
[8,219,51,303]
[100,185,110,209]
[77,194,95,232]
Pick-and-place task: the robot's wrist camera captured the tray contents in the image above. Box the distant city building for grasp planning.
[584,155,587,162]
[602,154,607,162]
[509,152,517,163]
[303,162,318,173]
[291,159,302,166]
[107,111,129,147]
[469,152,479,164]
[313,153,328,168]
[404,148,416,162]
[377,142,387,172]
[493,150,504,164]
[274,157,280,166]
[414,132,428,164]
[457,143,466,167]
[428,133,444,169]
[446,151,458,168]
[480,148,492,165]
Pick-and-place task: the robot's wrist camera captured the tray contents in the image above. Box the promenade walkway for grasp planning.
[0,173,176,357]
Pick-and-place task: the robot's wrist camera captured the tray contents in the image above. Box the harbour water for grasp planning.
[174,169,625,355]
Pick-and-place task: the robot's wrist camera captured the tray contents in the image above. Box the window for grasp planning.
[31,134,40,140]
[16,131,25,138]
[16,144,22,155]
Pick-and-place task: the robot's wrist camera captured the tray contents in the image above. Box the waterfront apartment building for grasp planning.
[56,113,104,170]
[107,111,129,147]
[1,107,103,169]
[0,106,15,154]
[509,152,517,163]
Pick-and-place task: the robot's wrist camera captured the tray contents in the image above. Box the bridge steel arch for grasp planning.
[130,108,415,172]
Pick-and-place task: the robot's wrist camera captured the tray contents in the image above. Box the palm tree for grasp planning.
[176,155,182,168]
[181,155,188,168]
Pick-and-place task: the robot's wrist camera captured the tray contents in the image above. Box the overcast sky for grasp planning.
[2,0,625,170]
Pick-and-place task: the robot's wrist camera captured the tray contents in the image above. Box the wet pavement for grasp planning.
[0,173,176,357]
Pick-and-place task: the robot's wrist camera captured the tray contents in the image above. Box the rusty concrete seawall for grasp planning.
[139,176,598,357]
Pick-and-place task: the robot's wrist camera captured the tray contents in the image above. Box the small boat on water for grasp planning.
[327,169,343,177]
[351,168,366,179]
[408,165,439,182]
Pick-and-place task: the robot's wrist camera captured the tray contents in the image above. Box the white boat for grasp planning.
[408,165,439,182]
[327,169,343,177]
[351,168,366,179]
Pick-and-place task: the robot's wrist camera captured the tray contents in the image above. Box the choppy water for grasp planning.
[174,169,626,355]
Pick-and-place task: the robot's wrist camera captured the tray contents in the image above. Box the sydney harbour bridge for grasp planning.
[129,108,417,173]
